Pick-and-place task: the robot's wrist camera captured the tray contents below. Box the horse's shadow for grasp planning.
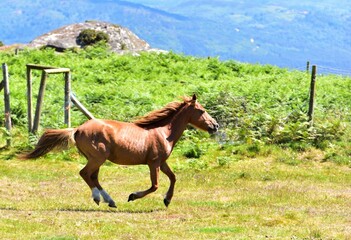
[57,206,166,214]
[0,206,166,214]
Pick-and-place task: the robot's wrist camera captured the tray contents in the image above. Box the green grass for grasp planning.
[0,151,350,239]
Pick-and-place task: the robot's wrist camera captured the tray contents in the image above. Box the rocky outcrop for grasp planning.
[27,20,153,53]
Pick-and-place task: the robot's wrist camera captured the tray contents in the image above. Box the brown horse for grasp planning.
[21,94,219,208]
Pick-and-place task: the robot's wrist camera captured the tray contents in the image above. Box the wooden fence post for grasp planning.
[306,61,310,73]
[32,71,48,133]
[25,64,93,134]
[308,65,317,123]
[26,65,71,133]
[26,66,33,132]
[2,63,12,147]
[64,72,71,128]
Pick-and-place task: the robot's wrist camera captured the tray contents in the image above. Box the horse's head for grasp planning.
[187,94,219,134]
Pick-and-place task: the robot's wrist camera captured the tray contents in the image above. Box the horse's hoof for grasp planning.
[163,199,171,207]
[108,201,117,208]
[128,193,136,202]
[94,199,100,206]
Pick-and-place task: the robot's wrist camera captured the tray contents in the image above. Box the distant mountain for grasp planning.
[1,0,350,73]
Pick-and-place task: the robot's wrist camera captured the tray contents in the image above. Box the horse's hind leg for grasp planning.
[77,140,116,208]
[79,157,116,208]
[91,169,116,208]
[79,164,102,205]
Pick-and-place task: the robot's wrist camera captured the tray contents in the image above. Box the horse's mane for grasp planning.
[133,96,192,127]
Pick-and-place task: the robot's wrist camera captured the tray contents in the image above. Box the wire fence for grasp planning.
[295,62,351,76]
[317,65,351,76]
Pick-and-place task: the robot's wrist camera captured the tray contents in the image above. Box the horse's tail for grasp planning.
[20,128,76,160]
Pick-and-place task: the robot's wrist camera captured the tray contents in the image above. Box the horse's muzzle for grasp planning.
[208,122,219,134]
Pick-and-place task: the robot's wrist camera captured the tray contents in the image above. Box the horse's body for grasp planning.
[21,95,218,207]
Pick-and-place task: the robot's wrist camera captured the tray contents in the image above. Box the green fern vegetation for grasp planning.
[0,45,350,239]
[1,44,351,165]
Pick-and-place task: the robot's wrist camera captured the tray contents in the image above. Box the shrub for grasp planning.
[182,142,203,158]
[77,29,109,46]
[0,41,4,47]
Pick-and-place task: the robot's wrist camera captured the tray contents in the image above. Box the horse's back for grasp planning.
[75,119,150,165]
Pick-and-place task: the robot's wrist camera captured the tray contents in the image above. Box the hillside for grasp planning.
[1,0,351,73]
[1,46,351,164]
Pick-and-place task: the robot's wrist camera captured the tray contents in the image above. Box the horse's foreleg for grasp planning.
[128,162,160,202]
[160,161,176,207]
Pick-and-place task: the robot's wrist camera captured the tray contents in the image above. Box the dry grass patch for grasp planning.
[0,155,350,239]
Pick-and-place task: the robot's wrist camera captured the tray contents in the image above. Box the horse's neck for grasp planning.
[162,108,190,146]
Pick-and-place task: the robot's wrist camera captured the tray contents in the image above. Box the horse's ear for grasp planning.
[191,94,197,105]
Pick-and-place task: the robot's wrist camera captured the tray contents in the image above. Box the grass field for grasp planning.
[0,146,350,240]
